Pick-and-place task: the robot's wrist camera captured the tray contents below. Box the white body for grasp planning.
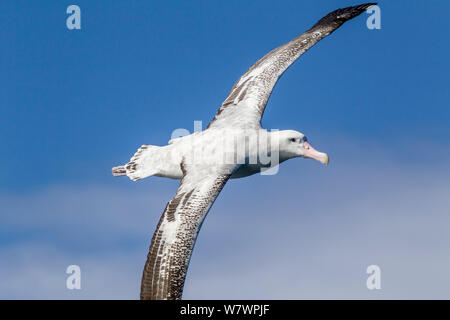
[128,128,292,181]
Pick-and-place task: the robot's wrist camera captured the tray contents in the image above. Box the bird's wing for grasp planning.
[207,3,376,129]
[140,161,233,300]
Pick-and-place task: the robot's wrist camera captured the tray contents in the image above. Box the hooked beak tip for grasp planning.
[322,154,329,165]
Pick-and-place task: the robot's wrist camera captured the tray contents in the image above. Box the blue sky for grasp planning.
[1,1,449,299]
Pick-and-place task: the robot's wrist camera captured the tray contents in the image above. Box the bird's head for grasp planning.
[277,130,329,165]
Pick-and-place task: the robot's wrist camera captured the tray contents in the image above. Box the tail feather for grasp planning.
[112,144,160,181]
[112,166,126,176]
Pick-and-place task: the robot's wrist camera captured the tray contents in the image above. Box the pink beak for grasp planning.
[301,141,329,165]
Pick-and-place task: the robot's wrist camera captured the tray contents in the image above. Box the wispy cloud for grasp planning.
[1,142,449,299]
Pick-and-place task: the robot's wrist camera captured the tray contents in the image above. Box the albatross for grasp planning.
[112,3,376,300]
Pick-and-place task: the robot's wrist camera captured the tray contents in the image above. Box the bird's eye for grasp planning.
[290,138,296,142]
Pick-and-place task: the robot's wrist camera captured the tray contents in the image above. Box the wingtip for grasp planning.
[334,2,378,19]
[357,3,378,11]
[345,2,378,14]
[312,3,378,29]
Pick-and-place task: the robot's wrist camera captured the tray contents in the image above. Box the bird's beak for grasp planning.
[301,141,329,165]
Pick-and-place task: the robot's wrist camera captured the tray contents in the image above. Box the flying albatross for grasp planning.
[112,3,376,300]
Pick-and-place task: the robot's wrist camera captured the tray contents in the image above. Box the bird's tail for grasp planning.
[112,144,161,181]
[112,166,126,176]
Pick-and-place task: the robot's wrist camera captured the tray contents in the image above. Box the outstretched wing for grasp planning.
[140,162,232,300]
[207,3,376,129]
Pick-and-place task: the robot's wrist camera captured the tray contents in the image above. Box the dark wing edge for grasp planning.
[140,166,231,300]
[207,3,377,129]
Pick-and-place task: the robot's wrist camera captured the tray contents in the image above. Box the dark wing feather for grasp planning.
[140,164,231,300]
[207,3,376,129]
